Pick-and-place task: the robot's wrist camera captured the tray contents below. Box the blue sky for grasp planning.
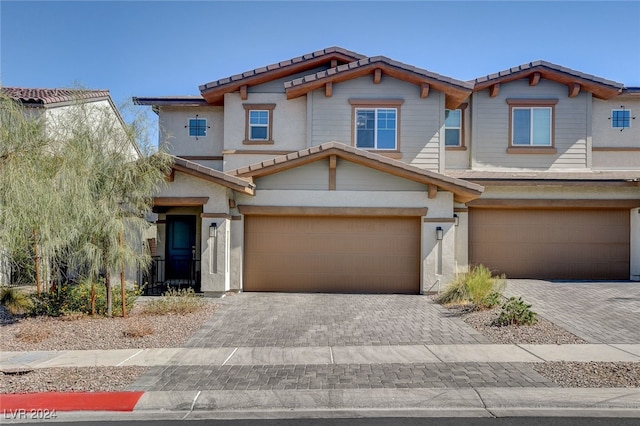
[2,1,639,127]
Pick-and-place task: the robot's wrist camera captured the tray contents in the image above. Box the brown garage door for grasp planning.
[244,215,420,293]
[469,209,630,280]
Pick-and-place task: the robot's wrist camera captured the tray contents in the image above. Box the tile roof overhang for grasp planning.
[229,142,484,203]
[284,56,474,110]
[199,47,365,106]
[446,170,640,186]
[472,61,624,100]
[170,156,255,195]
[2,87,111,106]
[133,96,209,107]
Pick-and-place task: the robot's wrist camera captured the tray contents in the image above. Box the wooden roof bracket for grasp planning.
[420,83,430,99]
[568,83,581,98]
[489,83,500,98]
[325,82,333,98]
[529,72,541,86]
[240,85,248,100]
[373,68,382,84]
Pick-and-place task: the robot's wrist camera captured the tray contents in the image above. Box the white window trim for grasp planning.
[249,110,269,140]
[354,107,398,150]
[444,109,462,147]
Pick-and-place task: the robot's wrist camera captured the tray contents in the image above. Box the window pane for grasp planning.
[250,110,268,125]
[357,128,375,148]
[513,109,531,145]
[445,129,460,146]
[250,126,268,140]
[189,119,206,137]
[445,109,461,127]
[532,108,551,145]
[377,129,395,149]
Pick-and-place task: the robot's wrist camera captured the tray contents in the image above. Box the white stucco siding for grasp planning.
[479,185,640,201]
[254,158,430,191]
[472,79,589,170]
[158,106,223,159]
[592,97,640,170]
[223,93,306,152]
[255,160,329,190]
[309,76,443,172]
[158,172,231,213]
[336,160,428,191]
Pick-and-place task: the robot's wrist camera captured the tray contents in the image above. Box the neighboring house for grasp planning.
[0,87,144,286]
[134,47,640,296]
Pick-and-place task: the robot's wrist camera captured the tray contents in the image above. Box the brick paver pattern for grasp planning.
[185,293,489,347]
[506,280,640,344]
[129,362,554,391]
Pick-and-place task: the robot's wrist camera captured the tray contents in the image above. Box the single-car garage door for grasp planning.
[469,209,630,280]
[244,215,420,293]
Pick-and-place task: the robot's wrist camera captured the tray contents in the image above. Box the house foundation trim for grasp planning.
[467,199,640,209]
[237,205,428,217]
[153,197,209,206]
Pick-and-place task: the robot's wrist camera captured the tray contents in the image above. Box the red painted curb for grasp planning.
[0,391,145,412]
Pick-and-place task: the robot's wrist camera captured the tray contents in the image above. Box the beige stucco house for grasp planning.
[134,47,640,296]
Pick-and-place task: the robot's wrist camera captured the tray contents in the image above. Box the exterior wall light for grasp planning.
[453,214,459,227]
[436,226,443,241]
[209,222,217,238]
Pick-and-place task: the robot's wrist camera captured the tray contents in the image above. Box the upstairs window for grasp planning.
[249,110,269,140]
[445,109,462,147]
[611,109,632,129]
[243,104,275,144]
[187,117,208,138]
[507,99,557,150]
[350,99,403,151]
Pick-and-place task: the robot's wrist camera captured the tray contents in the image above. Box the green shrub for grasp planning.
[495,296,538,326]
[436,265,505,309]
[141,287,204,315]
[0,286,32,315]
[28,280,141,317]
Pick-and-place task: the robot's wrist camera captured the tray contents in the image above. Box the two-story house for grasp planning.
[134,47,640,296]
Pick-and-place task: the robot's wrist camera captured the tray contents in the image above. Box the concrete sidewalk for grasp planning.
[2,344,640,369]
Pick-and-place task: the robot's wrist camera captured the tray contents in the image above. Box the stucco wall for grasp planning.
[592,96,640,170]
[479,185,640,201]
[631,208,640,281]
[309,76,443,172]
[158,106,223,160]
[223,92,307,152]
[472,79,589,170]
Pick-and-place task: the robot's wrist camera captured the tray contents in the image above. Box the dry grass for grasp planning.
[59,311,87,321]
[122,318,154,338]
[140,288,205,316]
[15,322,50,343]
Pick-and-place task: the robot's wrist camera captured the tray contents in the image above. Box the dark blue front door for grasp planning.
[166,215,196,280]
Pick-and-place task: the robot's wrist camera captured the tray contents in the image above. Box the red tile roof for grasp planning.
[2,87,111,106]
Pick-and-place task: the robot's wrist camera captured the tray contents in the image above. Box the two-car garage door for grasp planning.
[243,215,420,293]
[469,209,630,280]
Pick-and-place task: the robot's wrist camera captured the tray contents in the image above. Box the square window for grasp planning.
[511,106,553,146]
[188,118,207,137]
[612,109,631,128]
[355,108,397,150]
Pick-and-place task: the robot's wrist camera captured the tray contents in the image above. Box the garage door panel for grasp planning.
[470,209,630,280]
[244,215,420,293]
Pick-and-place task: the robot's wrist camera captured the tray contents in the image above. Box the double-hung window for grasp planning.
[507,99,557,152]
[350,99,403,151]
[243,104,275,144]
[445,109,462,147]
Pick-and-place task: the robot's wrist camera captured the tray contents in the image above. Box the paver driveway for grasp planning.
[506,280,640,344]
[185,293,489,347]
